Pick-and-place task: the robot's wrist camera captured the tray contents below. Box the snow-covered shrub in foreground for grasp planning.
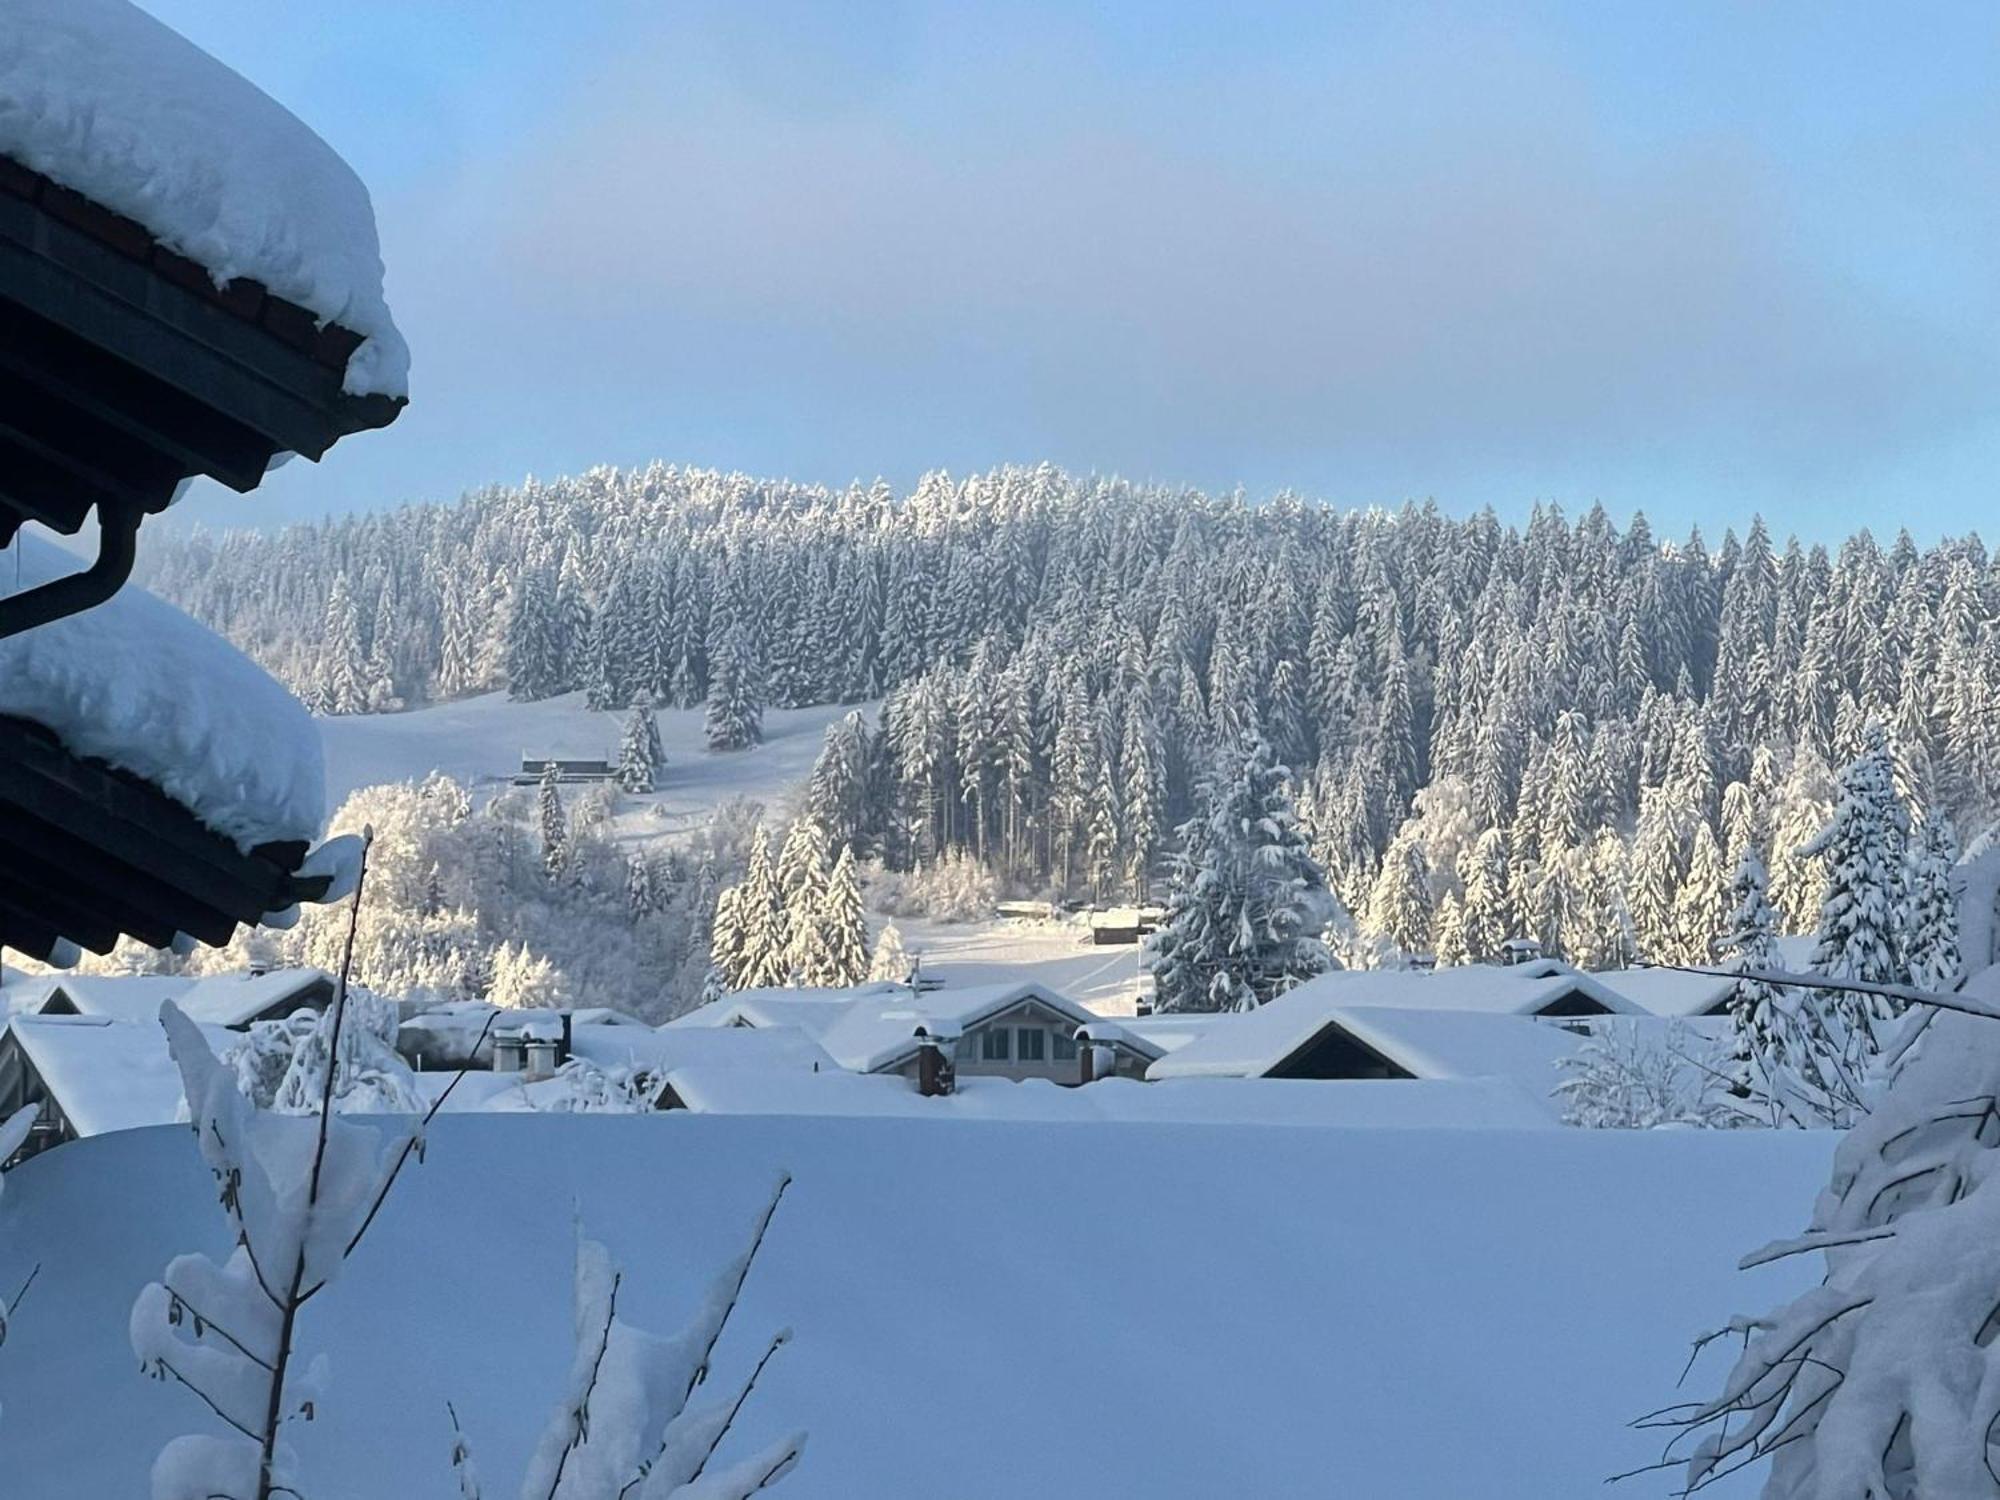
[1556,1020,1736,1130]
[133,1002,420,1500]
[453,1179,803,1500]
[1664,1003,2000,1494]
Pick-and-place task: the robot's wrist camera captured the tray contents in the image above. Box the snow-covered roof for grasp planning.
[667,984,897,1040]
[816,980,1146,1073]
[4,1014,229,1135]
[1144,989,1588,1102]
[670,980,1141,1074]
[1,973,187,1023]
[4,968,329,1028]
[660,1069,1560,1129]
[1280,961,1643,1017]
[1592,967,1738,1018]
[568,1022,836,1079]
[1323,1007,1587,1097]
[0,0,408,397]
[0,534,325,849]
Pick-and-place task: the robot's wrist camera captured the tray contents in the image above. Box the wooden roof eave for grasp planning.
[0,154,402,549]
[0,716,330,965]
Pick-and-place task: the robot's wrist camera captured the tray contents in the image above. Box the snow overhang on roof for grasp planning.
[0,0,407,633]
[0,535,348,967]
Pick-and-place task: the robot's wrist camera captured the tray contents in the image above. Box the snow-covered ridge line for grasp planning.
[0,534,325,850]
[0,0,408,398]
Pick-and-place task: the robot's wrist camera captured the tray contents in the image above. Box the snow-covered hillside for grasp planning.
[0,1116,1832,1497]
[318,691,858,819]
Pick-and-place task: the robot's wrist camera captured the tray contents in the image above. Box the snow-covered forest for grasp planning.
[140,464,2000,979]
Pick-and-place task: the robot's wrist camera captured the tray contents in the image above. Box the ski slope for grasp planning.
[0,1115,1836,1498]
[317,691,862,820]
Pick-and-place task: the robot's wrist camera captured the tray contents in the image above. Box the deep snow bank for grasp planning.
[0,1115,1833,1497]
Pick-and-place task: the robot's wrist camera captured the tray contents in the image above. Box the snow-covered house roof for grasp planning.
[1144,989,1588,1105]
[658,1069,1561,1129]
[815,980,1155,1074]
[568,1021,837,1080]
[0,0,407,398]
[667,984,897,1040]
[10,968,332,1029]
[1276,961,1643,1018]
[1592,967,1738,1018]
[1322,1007,1587,1096]
[0,1013,229,1136]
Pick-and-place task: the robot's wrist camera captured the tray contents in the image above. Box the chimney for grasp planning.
[1077,1029,1096,1085]
[914,1024,957,1097]
[558,1011,574,1067]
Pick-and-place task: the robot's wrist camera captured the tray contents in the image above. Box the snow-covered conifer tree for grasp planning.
[1716,848,1806,1126]
[538,762,569,880]
[1149,738,1338,1012]
[705,622,764,752]
[1801,724,1912,1096]
[1367,831,1433,955]
[1904,812,1963,994]
[817,845,870,987]
[617,699,663,792]
[1673,821,1728,964]
[867,922,909,983]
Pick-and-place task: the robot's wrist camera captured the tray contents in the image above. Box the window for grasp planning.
[980,1027,1011,1061]
[1052,1031,1078,1060]
[1017,1027,1046,1061]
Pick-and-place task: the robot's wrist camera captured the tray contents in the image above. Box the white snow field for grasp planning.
[317,691,856,821]
[0,1116,1833,1498]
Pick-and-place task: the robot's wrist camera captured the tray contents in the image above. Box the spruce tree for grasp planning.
[1718,848,1800,1125]
[819,845,870,986]
[704,621,764,751]
[537,762,568,881]
[1903,813,1962,993]
[1367,832,1434,954]
[1799,725,1913,1120]
[867,921,910,983]
[1149,738,1337,1012]
[617,699,662,792]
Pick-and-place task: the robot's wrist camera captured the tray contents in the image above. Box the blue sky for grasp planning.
[145,1,2000,540]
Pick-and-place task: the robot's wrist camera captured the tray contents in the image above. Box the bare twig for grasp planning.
[254,831,372,1500]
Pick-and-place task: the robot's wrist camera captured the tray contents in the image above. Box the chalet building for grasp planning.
[512,755,617,786]
[670,980,1163,1086]
[1086,906,1166,946]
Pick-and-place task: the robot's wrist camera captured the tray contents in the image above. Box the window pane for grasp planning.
[1017,1027,1046,1061]
[1052,1031,1078,1060]
[981,1027,1010,1061]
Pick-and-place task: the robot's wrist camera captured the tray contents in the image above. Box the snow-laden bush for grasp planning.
[223,987,419,1113]
[1664,1001,2000,1494]
[134,1001,424,1500]
[530,1057,655,1114]
[870,851,997,924]
[1555,1019,1736,1130]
